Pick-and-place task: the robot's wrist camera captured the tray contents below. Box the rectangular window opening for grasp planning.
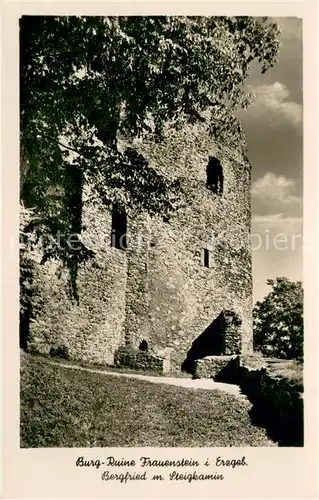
[111,209,127,250]
[203,248,210,268]
[206,156,224,196]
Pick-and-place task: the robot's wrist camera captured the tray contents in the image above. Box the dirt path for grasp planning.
[44,357,246,399]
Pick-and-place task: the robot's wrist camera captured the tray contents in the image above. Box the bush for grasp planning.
[49,345,70,360]
[114,344,138,369]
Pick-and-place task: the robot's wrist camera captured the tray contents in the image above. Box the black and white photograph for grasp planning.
[18,15,304,450]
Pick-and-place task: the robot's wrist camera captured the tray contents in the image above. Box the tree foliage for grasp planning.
[253,277,303,360]
[20,16,280,217]
[20,14,281,295]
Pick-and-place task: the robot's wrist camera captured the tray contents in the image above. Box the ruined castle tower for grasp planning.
[27,120,253,372]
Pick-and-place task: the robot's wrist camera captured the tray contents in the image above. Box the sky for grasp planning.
[238,17,303,304]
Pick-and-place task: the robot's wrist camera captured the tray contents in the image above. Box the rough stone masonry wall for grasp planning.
[27,192,127,365]
[194,355,236,379]
[123,121,253,372]
[27,119,252,371]
[114,345,167,373]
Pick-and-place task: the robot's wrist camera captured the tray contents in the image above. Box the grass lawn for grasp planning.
[20,355,276,448]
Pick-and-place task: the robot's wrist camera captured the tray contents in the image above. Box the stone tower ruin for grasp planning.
[27,119,253,373]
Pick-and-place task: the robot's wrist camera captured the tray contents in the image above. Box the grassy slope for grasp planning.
[20,355,276,448]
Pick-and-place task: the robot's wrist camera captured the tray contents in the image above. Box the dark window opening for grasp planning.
[139,340,148,352]
[203,248,210,268]
[111,208,127,250]
[206,156,223,195]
